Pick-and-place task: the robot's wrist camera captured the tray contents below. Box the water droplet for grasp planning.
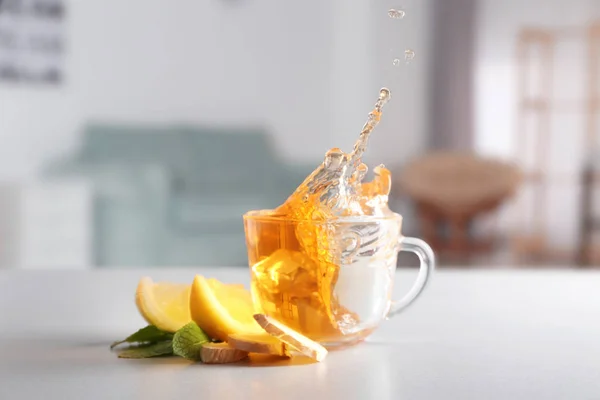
[379,88,391,102]
[392,58,401,66]
[404,49,415,62]
[388,8,405,19]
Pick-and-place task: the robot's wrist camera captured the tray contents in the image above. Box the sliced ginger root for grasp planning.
[253,314,328,362]
[200,342,248,364]
[227,333,287,357]
[227,314,328,363]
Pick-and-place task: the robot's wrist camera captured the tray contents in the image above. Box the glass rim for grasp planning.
[243,209,403,224]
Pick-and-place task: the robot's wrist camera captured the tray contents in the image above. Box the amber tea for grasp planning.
[243,89,434,347]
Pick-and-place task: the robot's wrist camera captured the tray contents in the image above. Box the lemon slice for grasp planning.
[135,277,191,333]
[190,275,264,342]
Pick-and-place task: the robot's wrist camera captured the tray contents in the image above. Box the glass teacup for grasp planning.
[243,210,434,347]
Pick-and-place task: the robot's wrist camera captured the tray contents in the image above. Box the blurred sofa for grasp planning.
[44,123,314,268]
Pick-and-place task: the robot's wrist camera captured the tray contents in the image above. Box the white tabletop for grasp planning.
[0,267,599,400]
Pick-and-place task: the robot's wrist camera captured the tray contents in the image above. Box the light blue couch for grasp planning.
[44,123,315,267]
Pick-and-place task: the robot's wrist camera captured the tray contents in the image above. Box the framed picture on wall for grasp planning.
[0,0,65,84]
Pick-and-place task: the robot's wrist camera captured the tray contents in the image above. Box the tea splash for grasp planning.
[247,88,401,342]
[275,87,392,220]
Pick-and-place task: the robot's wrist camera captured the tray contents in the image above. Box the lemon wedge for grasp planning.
[190,275,264,341]
[135,277,191,333]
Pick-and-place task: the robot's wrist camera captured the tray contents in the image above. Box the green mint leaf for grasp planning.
[117,340,173,359]
[111,325,173,349]
[172,322,210,361]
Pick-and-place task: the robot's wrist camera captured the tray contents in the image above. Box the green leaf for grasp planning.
[172,322,210,361]
[111,325,173,349]
[117,340,173,359]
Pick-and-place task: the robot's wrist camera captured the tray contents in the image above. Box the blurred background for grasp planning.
[1,0,599,269]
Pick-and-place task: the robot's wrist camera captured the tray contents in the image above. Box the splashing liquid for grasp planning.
[388,9,406,19]
[249,89,395,341]
[276,87,391,219]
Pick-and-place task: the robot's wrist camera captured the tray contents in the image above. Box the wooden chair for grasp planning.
[397,152,522,259]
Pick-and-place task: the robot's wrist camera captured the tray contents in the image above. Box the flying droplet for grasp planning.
[392,58,401,66]
[388,9,406,19]
[404,49,415,62]
[379,88,391,102]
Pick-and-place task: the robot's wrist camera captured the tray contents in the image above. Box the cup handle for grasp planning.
[387,236,435,318]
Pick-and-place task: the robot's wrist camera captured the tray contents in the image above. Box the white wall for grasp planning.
[475,0,600,249]
[0,0,333,179]
[0,1,433,267]
[0,0,432,180]
[366,0,432,169]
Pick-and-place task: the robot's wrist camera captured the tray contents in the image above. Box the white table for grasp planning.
[1,267,599,400]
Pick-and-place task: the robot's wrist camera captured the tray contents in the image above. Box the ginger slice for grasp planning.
[227,333,288,356]
[200,342,248,364]
[253,314,328,362]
